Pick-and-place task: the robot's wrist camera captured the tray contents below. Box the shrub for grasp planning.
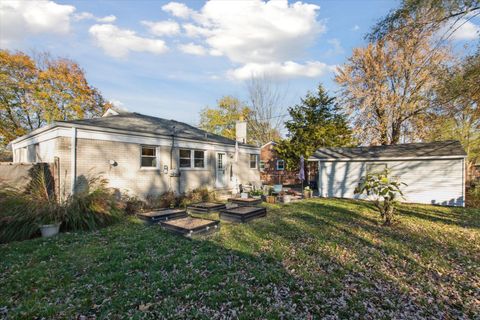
[355,168,406,226]
[121,195,145,215]
[62,176,123,231]
[0,173,124,243]
[179,187,215,207]
[466,186,480,208]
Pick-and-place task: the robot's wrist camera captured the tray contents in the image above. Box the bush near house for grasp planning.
[0,169,124,243]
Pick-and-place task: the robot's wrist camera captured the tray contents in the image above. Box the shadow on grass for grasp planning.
[0,222,317,319]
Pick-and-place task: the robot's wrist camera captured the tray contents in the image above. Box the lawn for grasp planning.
[1,198,479,319]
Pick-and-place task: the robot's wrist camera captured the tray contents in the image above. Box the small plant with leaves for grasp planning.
[355,168,406,226]
[249,189,263,197]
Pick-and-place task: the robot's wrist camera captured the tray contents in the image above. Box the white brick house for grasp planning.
[9,110,260,199]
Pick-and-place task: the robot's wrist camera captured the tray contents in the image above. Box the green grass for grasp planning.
[1,198,479,319]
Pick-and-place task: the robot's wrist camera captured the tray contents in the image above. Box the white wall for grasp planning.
[318,158,465,206]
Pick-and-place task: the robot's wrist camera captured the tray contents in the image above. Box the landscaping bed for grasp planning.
[1,198,479,319]
[219,206,267,223]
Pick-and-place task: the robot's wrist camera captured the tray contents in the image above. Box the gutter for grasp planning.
[11,122,260,152]
[307,155,468,161]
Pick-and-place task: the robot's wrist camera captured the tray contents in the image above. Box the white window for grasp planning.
[276,159,285,171]
[180,149,206,169]
[250,154,258,169]
[366,163,387,175]
[259,160,265,171]
[141,146,157,167]
[194,150,205,168]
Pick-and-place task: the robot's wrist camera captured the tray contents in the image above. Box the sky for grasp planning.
[1,0,479,127]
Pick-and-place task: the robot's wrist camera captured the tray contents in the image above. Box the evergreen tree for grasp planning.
[276,85,354,169]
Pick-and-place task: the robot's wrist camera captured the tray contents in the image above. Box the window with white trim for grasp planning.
[141,146,157,167]
[180,149,206,169]
[259,160,265,171]
[249,154,258,169]
[194,150,205,168]
[276,159,285,171]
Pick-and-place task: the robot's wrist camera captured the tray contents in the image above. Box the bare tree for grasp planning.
[245,76,286,145]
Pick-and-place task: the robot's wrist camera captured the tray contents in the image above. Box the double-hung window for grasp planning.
[179,149,206,169]
[141,146,157,168]
[276,159,285,171]
[259,160,265,171]
[249,154,258,169]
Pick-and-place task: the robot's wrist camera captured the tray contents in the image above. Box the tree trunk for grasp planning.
[383,202,394,226]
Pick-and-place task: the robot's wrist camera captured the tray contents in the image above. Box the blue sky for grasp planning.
[1,0,479,126]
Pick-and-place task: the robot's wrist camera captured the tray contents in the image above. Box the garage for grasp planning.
[309,140,466,206]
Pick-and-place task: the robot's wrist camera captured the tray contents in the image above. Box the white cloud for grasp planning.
[161,0,329,79]
[89,24,168,58]
[228,61,336,80]
[97,15,116,23]
[450,19,480,40]
[74,12,116,23]
[326,38,344,55]
[178,42,207,55]
[0,0,75,45]
[161,2,193,19]
[352,25,360,31]
[142,20,180,36]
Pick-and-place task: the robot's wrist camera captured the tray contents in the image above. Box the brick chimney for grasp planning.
[235,119,247,144]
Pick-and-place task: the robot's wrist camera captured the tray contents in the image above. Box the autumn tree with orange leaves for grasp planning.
[335,27,449,145]
[0,50,111,147]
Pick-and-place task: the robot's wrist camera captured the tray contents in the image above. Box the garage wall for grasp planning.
[318,158,465,206]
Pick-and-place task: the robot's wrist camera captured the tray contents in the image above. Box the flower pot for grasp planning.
[266,196,276,204]
[303,190,313,199]
[282,195,292,203]
[40,223,61,238]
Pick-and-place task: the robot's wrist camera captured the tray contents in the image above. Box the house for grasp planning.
[8,109,260,199]
[309,140,467,206]
[260,141,298,185]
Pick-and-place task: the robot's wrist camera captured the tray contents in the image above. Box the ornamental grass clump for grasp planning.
[63,176,123,231]
[355,168,406,226]
[0,167,124,243]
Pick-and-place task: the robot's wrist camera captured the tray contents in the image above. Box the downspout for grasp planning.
[169,126,176,192]
[462,157,466,207]
[71,127,77,195]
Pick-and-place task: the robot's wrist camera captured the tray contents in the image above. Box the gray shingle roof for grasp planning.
[57,112,250,146]
[311,140,466,160]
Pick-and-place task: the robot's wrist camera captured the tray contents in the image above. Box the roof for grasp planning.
[311,140,466,160]
[10,112,257,148]
[56,112,251,146]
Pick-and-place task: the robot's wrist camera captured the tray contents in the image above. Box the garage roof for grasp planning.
[311,140,466,160]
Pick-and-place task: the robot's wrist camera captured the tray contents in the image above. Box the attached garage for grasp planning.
[309,140,466,207]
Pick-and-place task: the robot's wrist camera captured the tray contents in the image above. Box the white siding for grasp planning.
[318,158,465,206]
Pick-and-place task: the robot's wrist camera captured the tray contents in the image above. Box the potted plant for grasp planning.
[303,186,313,199]
[38,203,63,238]
[281,192,292,203]
[249,189,263,200]
[266,187,276,204]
